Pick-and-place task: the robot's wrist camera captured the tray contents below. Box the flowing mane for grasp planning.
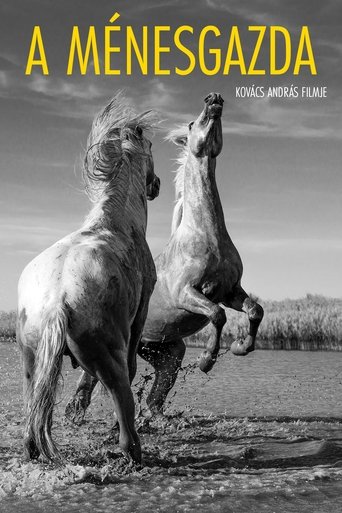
[166,125,189,232]
[84,93,159,201]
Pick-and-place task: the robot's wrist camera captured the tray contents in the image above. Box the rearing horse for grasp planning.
[66,93,263,421]
[17,94,160,463]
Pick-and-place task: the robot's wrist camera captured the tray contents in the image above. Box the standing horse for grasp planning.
[17,94,160,463]
[66,92,263,420]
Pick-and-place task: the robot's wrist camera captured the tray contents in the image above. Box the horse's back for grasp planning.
[18,229,153,349]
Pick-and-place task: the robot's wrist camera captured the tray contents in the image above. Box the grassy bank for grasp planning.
[1,295,342,350]
[0,310,16,342]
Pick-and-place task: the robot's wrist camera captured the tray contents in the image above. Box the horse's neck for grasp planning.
[181,154,227,236]
[84,166,147,234]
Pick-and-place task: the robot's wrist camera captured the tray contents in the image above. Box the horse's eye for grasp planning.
[188,121,194,130]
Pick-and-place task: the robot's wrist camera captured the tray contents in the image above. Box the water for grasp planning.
[1,342,342,512]
[168,348,342,418]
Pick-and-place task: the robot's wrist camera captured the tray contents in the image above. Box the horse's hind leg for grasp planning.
[138,338,186,416]
[21,344,35,409]
[97,358,140,462]
[69,334,141,463]
[65,372,98,424]
[225,286,264,356]
[65,298,150,425]
[20,343,40,459]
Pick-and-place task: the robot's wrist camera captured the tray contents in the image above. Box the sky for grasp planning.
[0,0,341,310]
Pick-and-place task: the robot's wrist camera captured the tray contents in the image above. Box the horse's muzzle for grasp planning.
[147,176,160,200]
[204,92,224,119]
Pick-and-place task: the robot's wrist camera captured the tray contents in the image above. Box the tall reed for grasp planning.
[187,295,342,351]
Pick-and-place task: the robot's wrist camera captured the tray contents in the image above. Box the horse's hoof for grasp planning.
[136,415,151,433]
[103,430,120,445]
[230,338,254,356]
[23,439,40,461]
[65,399,86,425]
[198,350,216,373]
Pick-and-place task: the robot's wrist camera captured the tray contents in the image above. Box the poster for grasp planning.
[1,1,341,511]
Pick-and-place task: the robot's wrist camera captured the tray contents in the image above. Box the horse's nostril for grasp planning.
[213,93,224,105]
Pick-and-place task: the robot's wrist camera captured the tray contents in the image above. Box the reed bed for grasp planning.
[0,310,16,342]
[1,294,341,349]
[187,294,342,351]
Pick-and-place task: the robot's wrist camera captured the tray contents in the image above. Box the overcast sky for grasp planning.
[0,0,341,310]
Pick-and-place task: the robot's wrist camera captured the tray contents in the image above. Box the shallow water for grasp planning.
[1,342,342,512]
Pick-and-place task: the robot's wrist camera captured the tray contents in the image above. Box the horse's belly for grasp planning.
[142,300,208,343]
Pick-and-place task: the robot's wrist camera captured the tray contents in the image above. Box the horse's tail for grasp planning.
[25,302,68,461]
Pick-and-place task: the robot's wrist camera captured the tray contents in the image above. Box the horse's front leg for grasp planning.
[65,372,98,424]
[178,284,226,373]
[225,286,264,356]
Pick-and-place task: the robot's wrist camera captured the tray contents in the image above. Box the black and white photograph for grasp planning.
[0,1,341,511]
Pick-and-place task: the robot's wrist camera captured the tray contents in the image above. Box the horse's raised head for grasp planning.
[190,92,223,158]
[175,92,223,159]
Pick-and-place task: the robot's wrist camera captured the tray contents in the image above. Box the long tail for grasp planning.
[25,303,68,461]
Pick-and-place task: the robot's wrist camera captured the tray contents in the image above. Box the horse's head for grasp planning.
[172,93,223,159]
[189,92,223,158]
[83,95,160,203]
[126,124,160,201]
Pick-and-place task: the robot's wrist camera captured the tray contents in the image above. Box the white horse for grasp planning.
[17,94,160,463]
[65,93,264,422]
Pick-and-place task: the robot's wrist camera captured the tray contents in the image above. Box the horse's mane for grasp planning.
[165,125,189,232]
[83,92,159,201]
